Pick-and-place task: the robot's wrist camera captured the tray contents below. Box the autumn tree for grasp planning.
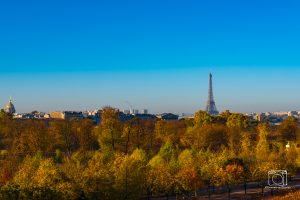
[256,123,271,161]
[6,155,75,199]
[251,160,279,195]
[226,113,250,154]
[0,111,12,150]
[96,107,122,152]
[139,120,156,155]
[48,120,79,155]
[112,149,147,200]
[200,124,228,151]
[239,132,256,194]
[10,120,59,157]
[222,160,244,198]
[278,116,299,142]
[146,141,178,198]
[175,149,201,197]
[73,119,98,152]
[154,120,181,145]
[82,151,115,199]
[199,150,228,198]
[122,122,133,155]
[147,155,175,198]
[184,110,227,151]
[194,111,214,127]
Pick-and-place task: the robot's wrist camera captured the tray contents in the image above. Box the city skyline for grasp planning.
[1,67,300,114]
[1,1,300,113]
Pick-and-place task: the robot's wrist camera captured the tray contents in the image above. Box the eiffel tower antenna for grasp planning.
[205,73,219,115]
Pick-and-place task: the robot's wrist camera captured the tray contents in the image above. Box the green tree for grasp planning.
[194,111,214,127]
[158,140,176,163]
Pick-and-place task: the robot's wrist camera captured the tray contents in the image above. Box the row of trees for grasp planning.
[0,108,300,199]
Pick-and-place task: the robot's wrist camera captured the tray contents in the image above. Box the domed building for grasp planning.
[5,97,16,114]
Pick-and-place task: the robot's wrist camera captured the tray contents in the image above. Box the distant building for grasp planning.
[118,112,134,121]
[135,113,156,120]
[272,111,289,118]
[122,110,130,114]
[288,111,298,117]
[44,114,51,119]
[82,111,89,118]
[86,110,101,124]
[63,111,83,120]
[5,97,16,114]
[140,109,148,114]
[179,113,194,119]
[50,111,84,120]
[157,113,179,121]
[50,111,64,119]
[255,113,267,122]
[12,111,49,120]
[33,112,46,119]
[130,109,139,115]
[13,113,33,119]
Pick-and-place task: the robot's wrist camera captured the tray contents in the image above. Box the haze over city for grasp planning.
[1,0,300,113]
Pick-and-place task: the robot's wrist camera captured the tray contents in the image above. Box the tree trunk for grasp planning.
[228,186,231,200]
[147,188,151,200]
[261,183,264,196]
[111,130,115,151]
[125,129,130,155]
[194,182,197,197]
[125,165,128,200]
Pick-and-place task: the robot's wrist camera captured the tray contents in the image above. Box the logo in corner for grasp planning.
[268,170,288,187]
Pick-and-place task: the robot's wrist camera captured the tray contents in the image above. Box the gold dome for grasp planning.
[5,97,16,114]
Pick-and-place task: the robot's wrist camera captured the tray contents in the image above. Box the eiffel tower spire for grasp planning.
[206,73,219,115]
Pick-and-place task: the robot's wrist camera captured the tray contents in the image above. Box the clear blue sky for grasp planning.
[0,0,300,114]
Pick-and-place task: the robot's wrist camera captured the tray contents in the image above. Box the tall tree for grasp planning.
[113,149,147,200]
[49,121,79,155]
[97,107,122,152]
[278,116,299,142]
[73,119,98,151]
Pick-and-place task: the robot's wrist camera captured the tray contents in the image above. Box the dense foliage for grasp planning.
[0,108,300,199]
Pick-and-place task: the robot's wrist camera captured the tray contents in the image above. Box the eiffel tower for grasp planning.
[206,73,219,115]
